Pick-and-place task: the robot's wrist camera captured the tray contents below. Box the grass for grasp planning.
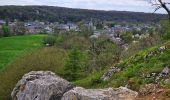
[0,47,66,100]
[0,35,45,70]
[102,40,170,91]
[74,71,106,89]
[1,34,170,99]
[74,39,170,92]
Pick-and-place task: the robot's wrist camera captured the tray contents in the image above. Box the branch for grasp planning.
[153,6,162,13]
[165,2,170,4]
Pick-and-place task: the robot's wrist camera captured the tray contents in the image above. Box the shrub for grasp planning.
[2,25,10,37]
[43,35,56,46]
[161,20,170,40]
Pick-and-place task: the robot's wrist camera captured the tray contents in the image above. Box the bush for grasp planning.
[161,20,170,40]
[74,71,105,88]
[43,35,56,46]
[2,25,10,37]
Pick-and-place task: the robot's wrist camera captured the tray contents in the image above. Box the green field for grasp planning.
[0,35,45,70]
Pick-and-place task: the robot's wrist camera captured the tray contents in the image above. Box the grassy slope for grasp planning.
[106,40,170,89]
[1,34,170,99]
[75,40,170,91]
[0,35,45,70]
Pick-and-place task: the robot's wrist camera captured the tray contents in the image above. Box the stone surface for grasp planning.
[164,79,170,84]
[11,71,73,100]
[62,87,138,100]
[161,67,170,75]
[139,84,160,96]
[145,46,167,59]
[101,67,121,81]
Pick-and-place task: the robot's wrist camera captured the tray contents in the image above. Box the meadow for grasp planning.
[0,35,45,70]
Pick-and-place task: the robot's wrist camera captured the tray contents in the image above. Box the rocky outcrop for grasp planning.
[62,87,138,100]
[145,46,167,59]
[12,71,138,100]
[139,84,163,96]
[101,67,121,81]
[142,67,170,83]
[11,71,74,100]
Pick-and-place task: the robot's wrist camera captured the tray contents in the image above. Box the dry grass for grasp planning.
[0,47,66,100]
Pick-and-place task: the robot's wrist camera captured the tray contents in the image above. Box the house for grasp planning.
[44,26,53,33]
[57,24,70,31]
[67,23,78,30]
[0,20,5,25]
[25,22,45,34]
[55,23,80,32]
[84,21,96,31]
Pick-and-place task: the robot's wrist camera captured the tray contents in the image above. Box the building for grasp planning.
[0,20,5,25]
[25,22,45,34]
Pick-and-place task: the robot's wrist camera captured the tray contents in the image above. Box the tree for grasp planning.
[121,32,133,44]
[150,0,170,20]
[2,25,10,37]
[14,22,26,35]
[43,35,56,46]
[64,47,87,81]
[79,25,93,38]
[0,28,3,37]
[89,35,122,70]
[160,20,170,39]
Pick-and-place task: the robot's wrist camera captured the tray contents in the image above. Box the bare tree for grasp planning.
[150,0,170,20]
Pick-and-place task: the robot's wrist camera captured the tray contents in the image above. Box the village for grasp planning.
[0,19,157,46]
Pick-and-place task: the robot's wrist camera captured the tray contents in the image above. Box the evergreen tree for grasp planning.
[64,47,85,81]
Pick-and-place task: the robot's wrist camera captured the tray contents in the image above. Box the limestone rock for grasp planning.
[161,67,170,75]
[62,87,138,100]
[145,46,167,59]
[139,84,160,96]
[164,79,170,84]
[101,67,121,81]
[11,71,73,100]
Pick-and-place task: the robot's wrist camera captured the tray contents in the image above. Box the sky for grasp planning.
[0,0,169,14]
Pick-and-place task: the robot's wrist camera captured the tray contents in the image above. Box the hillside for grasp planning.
[106,41,170,99]
[0,6,167,23]
[1,36,170,99]
[75,40,170,99]
[104,40,170,86]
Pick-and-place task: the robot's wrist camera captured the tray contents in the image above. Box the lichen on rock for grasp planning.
[11,71,73,100]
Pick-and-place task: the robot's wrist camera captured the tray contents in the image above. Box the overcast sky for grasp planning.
[0,0,168,13]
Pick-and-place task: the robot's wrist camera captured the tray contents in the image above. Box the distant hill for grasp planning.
[0,6,167,23]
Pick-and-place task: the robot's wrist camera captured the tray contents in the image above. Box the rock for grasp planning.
[145,46,167,59]
[159,46,166,52]
[46,43,50,46]
[11,71,73,100]
[164,79,170,84]
[62,87,138,100]
[139,84,160,96]
[146,74,151,78]
[151,73,156,77]
[155,67,170,83]
[101,67,121,81]
[161,67,170,75]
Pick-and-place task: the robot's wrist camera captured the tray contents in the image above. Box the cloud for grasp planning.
[0,0,167,13]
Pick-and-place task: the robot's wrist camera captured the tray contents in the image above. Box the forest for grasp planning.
[0,6,167,23]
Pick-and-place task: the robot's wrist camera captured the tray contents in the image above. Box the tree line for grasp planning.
[0,6,167,23]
